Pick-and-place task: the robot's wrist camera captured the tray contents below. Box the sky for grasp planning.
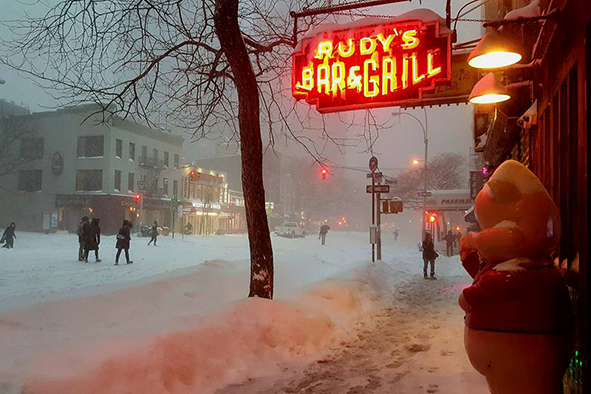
[0,0,485,180]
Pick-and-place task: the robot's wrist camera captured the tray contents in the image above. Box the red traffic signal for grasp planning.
[189,170,197,181]
[321,167,328,179]
[134,193,141,204]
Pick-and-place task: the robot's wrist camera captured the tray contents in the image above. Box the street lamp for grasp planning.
[393,110,429,238]
[411,158,423,166]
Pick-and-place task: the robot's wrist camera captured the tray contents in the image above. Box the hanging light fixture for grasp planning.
[469,73,511,104]
[468,30,523,69]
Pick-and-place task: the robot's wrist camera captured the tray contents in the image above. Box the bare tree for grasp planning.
[1,0,353,299]
[388,153,466,208]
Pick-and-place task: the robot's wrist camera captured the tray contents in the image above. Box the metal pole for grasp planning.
[172,208,175,239]
[371,172,375,263]
[422,109,429,240]
[377,189,382,261]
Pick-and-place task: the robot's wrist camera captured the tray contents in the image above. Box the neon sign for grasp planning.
[292,16,452,113]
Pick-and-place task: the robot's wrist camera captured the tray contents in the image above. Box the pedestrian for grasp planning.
[115,220,134,265]
[455,231,462,248]
[1,222,16,249]
[393,228,399,241]
[77,216,89,261]
[422,232,438,280]
[444,230,456,257]
[83,217,101,262]
[185,222,193,235]
[318,223,330,245]
[148,220,158,246]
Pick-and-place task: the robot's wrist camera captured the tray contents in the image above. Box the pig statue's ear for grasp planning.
[486,180,522,204]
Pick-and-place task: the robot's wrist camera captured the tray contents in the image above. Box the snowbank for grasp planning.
[5,258,394,394]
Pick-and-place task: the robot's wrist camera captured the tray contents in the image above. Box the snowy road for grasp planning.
[0,231,487,393]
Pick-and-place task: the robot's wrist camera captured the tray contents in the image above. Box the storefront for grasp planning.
[181,201,233,236]
[55,193,174,235]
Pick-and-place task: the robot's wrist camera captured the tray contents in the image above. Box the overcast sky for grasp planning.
[0,0,484,179]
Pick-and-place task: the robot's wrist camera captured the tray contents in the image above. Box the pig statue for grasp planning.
[459,160,573,394]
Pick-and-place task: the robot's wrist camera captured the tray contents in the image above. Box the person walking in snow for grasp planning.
[77,216,89,261]
[115,220,133,265]
[147,220,158,246]
[393,228,399,241]
[1,222,16,249]
[422,232,438,280]
[444,230,456,257]
[83,217,101,262]
[319,224,330,245]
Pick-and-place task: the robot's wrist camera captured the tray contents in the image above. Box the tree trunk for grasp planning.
[214,0,274,299]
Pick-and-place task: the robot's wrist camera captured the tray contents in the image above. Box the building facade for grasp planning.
[474,1,589,391]
[0,105,183,235]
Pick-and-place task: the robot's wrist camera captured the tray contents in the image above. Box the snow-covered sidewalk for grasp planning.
[0,232,487,393]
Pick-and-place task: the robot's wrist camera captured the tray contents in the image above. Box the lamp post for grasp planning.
[394,110,429,238]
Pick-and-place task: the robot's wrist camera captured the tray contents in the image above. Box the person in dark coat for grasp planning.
[393,228,399,241]
[422,232,438,279]
[319,224,330,245]
[77,216,89,261]
[1,222,16,249]
[148,220,158,246]
[83,217,101,262]
[115,220,133,265]
[444,230,456,257]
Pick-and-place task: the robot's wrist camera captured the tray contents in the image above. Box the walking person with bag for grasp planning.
[147,221,158,246]
[422,232,438,280]
[115,220,134,265]
[83,217,101,262]
[1,222,16,249]
[77,216,89,261]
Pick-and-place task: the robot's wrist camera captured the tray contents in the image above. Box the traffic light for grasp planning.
[321,167,328,179]
[429,214,437,223]
[134,193,141,206]
[189,170,197,182]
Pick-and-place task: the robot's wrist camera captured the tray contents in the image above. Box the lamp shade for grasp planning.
[468,30,523,69]
[469,73,511,104]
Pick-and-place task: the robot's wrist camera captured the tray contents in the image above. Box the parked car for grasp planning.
[158,226,170,236]
[138,225,170,237]
[274,222,305,238]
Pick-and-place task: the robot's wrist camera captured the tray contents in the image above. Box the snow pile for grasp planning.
[21,298,337,394]
[8,260,393,394]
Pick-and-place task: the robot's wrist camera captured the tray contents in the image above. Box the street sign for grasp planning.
[367,171,382,179]
[417,191,432,197]
[369,157,378,172]
[366,185,390,193]
[171,197,178,210]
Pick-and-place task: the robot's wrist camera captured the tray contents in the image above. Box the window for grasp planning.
[76,170,103,191]
[173,180,178,198]
[77,136,104,158]
[153,148,158,160]
[115,139,122,158]
[129,142,136,161]
[20,138,44,160]
[128,173,135,192]
[114,170,121,192]
[18,170,42,192]
[164,151,169,168]
[174,154,179,169]
[163,178,169,196]
[141,145,148,158]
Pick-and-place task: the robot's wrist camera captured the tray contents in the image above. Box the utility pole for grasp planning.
[371,170,376,263]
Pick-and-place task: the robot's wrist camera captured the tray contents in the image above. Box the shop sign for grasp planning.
[192,202,221,210]
[55,194,91,208]
[292,15,452,113]
[424,190,472,211]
